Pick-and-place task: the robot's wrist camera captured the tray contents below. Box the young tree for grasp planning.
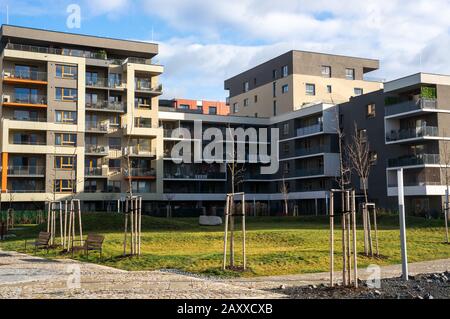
[280,177,290,216]
[439,133,450,244]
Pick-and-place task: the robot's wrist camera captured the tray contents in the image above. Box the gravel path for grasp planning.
[0,250,283,299]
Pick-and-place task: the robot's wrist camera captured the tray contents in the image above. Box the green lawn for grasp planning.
[1,213,449,277]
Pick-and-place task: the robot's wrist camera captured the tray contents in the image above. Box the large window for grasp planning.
[109,137,122,150]
[243,98,249,107]
[55,88,77,101]
[321,65,331,78]
[367,103,376,118]
[306,83,316,96]
[135,97,151,109]
[209,107,217,115]
[107,181,121,193]
[14,65,39,80]
[132,180,151,193]
[86,93,98,106]
[86,72,98,86]
[282,65,289,78]
[233,103,239,113]
[54,180,74,193]
[55,156,76,170]
[55,110,77,124]
[346,68,355,80]
[243,81,249,92]
[14,87,40,104]
[55,133,77,146]
[13,110,39,121]
[56,64,77,79]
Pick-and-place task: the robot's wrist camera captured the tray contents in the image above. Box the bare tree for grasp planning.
[334,106,352,192]
[440,132,450,243]
[280,176,289,216]
[226,125,246,194]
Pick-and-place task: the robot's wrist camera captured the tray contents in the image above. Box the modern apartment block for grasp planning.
[340,73,450,216]
[224,50,383,118]
[160,98,229,115]
[0,25,164,211]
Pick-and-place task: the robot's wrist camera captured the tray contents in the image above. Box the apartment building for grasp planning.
[340,73,450,216]
[160,98,229,115]
[0,25,164,211]
[224,50,383,118]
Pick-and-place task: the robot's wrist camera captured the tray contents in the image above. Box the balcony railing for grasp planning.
[86,78,124,89]
[85,167,105,177]
[86,121,109,132]
[12,116,47,122]
[295,167,324,177]
[135,82,163,93]
[8,166,45,176]
[385,98,437,117]
[124,146,156,157]
[124,168,156,177]
[386,126,439,142]
[387,154,440,167]
[164,172,226,180]
[164,128,194,138]
[296,145,332,157]
[86,101,125,112]
[296,124,323,137]
[4,94,47,105]
[3,69,48,82]
[8,189,46,193]
[5,43,158,66]
[12,140,46,146]
[85,145,109,155]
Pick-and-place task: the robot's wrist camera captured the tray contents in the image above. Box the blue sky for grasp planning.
[2,0,450,101]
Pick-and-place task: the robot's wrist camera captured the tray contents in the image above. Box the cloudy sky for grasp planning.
[1,0,450,101]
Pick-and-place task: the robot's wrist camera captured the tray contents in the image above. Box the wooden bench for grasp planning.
[71,234,105,258]
[24,232,51,254]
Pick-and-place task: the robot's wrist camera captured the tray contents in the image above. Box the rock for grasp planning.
[374,290,382,296]
[199,216,223,226]
[279,285,286,290]
[424,293,434,299]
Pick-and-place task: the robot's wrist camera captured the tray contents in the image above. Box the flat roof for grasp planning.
[384,72,450,93]
[0,25,158,58]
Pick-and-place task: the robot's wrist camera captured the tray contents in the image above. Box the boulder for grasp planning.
[199,215,223,226]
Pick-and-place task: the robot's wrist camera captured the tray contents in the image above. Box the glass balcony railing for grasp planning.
[85,145,110,154]
[8,166,45,176]
[124,168,156,177]
[296,124,323,137]
[385,98,437,117]
[86,78,124,89]
[12,116,47,122]
[86,101,125,112]
[295,145,332,157]
[12,139,46,146]
[3,69,48,82]
[386,126,439,142]
[85,167,105,176]
[387,154,440,167]
[164,172,226,180]
[9,189,46,193]
[135,81,162,93]
[6,94,47,105]
[86,121,109,132]
[295,167,324,177]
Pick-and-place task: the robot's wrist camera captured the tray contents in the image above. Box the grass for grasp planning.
[1,213,449,278]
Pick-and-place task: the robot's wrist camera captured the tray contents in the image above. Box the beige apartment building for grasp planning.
[225,50,383,118]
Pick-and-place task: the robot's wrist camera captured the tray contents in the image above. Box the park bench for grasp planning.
[24,232,51,254]
[71,234,105,258]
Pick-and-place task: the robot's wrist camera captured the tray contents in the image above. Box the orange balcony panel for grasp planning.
[2,153,8,192]
[3,78,48,86]
[2,102,48,108]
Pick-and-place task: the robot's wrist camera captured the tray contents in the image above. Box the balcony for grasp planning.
[86,121,109,133]
[8,189,46,194]
[123,146,156,158]
[7,166,45,177]
[124,168,156,179]
[12,140,46,146]
[85,145,109,156]
[295,167,324,177]
[295,145,332,157]
[3,69,47,85]
[86,78,125,90]
[386,126,439,142]
[164,171,226,180]
[135,82,163,94]
[85,167,107,178]
[2,94,47,108]
[296,124,323,137]
[12,115,47,122]
[385,98,437,117]
[387,154,440,168]
[5,43,158,66]
[86,101,125,113]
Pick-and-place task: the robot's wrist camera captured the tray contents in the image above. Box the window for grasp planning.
[283,143,290,154]
[135,97,151,109]
[179,104,189,110]
[306,83,316,96]
[283,123,289,135]
[55,156,75,170]
[109,137,121,150]
[110,114,120,126]
[54,180,74,193]
[84,180,98,193]
[283,162,290,175]
[282,84,289,94]
[86,72,98,86]
[327,85,332,94]
[135,117,152,128]
[321,66,331,78]
[359,129,368,143]
[282,65,289,78]
[86,93,98,106]
[354,88,363,96]
[272,69,278,79]
[254,95,258,103]
[55,133,77,146]
[107,181,121,193]
[369,152,378,165]
[132,180,151,193]
[56,64,77,79]
[55,111,77,124]
[55,87,77,101]
[109,73,122,88]
[14,87,41,104]
[244,98,249,107]
[367,103,376,118]
[253,78,257,85]
[273,82,277,97]
[14,110,39,121]
[233,103,239,113]
[346,68,355,80]
[273,100,277,116]
[15,65,39,80]
[209,107,217,115]
[244,81,250,92]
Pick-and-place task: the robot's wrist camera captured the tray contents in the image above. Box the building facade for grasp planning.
[224,50,383,118]
[160,98,229,115]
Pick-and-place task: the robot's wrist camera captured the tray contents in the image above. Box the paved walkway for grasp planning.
[0,250,449,299]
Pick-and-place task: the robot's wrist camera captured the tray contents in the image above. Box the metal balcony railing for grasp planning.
[86,78,124,89]
[3,69,48,82]
[164,172,226,180]
[296,124,323,137]
[386,126,439,142]
[8,166,45,176]
[85,167,105,176]
[123,146,156,157]
[85,145,110,154]
[135,82,163,93]
[12,140,46,146]
[387,154,440,167]
[9,189,46,193]
[5,94,47,105]
[86,121,109,132]
[124,168,156,177]
[295,167,324,177]
[86,101,125,112]
[385,98,437,116]
[12,116,47,122]
[295,145,332,157]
